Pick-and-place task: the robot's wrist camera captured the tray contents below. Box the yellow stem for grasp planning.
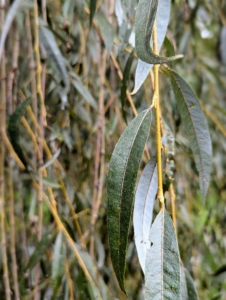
[153,22,164,206]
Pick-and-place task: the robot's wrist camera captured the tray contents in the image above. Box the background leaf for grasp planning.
[90,0,97,26]
[107,108,152,292]
[39,24,69,89]
[121,50,134,123]
[0,0,22,60]
[145,207,181,300]
[51,231,66,297]
[133,156,157,273]
[71,73,98,110]
[95,13,114,54]
[135,0,182,64]
[163,67,212,200]
[25,231,56,271]
[8,98,31,169]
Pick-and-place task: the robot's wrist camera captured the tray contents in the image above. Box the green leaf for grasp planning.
[8,98,31,169]
[121,51,134,123]
[132,0,172,94]
[25,231,56,271]
[39,24,69,89]
[184,268,199,300]
[107,108,152,292]
[145,207,181,299]
[90,0,97,26]
[95,13,114,54]
[71,73,97,110]
[163,67,212,200]
[74,243,112,300]
[52,231,66,297]
[31,173,61,188]
[133,157,157,273]
[0,0,23,60]
[135,0,183,65]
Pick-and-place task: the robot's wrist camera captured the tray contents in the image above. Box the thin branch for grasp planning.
[7,25,20,300]
[0,0,11,298]
[33,0,45,297]
[90,49,106,256]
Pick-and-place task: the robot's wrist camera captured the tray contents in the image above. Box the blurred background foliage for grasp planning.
[0,0,226,299]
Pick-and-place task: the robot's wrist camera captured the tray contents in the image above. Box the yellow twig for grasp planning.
[153,22,164,206]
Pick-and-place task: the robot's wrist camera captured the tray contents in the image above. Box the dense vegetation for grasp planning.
[0,0,226,299]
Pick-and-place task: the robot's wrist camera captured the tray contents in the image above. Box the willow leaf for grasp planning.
[132,0,172,94]
[39,24,69,89]
[145,207,181,299]
[52,231,66,297]
[90,0,97,26]
[0,0,23,60]
[25,231,56,271]
[133,157,157,273]
[185,269,199,300]
[74,243,112,299]
[121,51,134,123]
[135,0,182,65]
[95,13,114,54]
[163,68,212,200]
[107,108,152,292]
[71,74,97,110]
[8,98,31,169]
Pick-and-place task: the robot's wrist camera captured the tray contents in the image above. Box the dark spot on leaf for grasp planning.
[188,102,195,109]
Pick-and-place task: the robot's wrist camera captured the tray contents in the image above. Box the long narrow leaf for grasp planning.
[25,231,56,271]
[90,0,97,26]
[121,51,134,123]
[95,13,114,54]
[185,269,199,300]
[163,67,212,200]
[71,73,97,110]
[107,108,152,292]
[52,232,66,297]
[145,207,181,299]
[39,24,69,89]
[132,0,172,94]
[0,0,23,60]
[8,98,31,169]
[133,157,157,273]
[135,0,182,65]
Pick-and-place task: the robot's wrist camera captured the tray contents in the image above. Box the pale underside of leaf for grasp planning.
[107,109,152,292]
[132,0,171,95]
[52,231,66,295]
[0,0,23,60]
[133,157,157,273]
[167,69,212,200]
[145,207,181,300]
[135,0,182,65]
